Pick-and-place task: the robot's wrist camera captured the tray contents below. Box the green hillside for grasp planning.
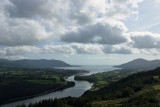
[17,67,160,107]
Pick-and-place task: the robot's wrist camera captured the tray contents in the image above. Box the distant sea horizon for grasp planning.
[55,65,120,75]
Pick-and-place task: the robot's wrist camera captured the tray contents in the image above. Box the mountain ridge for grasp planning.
[0,58,72,68]
[115,58,160,70]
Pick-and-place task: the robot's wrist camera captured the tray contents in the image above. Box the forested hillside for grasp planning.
[17,67,160,107]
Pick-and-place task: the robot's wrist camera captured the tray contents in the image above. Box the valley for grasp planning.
[15,67,160,107]
[0,66,87,105]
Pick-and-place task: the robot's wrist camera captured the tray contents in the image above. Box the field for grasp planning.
[20,68,160,107]
[0,66,85,105]
[75,69,137,90]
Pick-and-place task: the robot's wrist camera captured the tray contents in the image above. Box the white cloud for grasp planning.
[130,32,160,49]
[1,0,160,59]
[154,0,160,4]
[0,44,133,58]
[2,41,160,59]
[7,0,141,21]
[71,44,104,54]
[103,45,132,54]
[40,44,104,54]
[43,45,76,54]
[61,19,129,45]
[0,14,51,46]
[105,0,143,20]
[0,0,143,47]
[4,46,41,55]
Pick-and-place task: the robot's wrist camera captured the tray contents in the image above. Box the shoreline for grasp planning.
[0,81,75,106]
[1,70,91,107]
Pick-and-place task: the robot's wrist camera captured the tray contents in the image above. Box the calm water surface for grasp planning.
[1,65,117,107]
[56,65,118,75]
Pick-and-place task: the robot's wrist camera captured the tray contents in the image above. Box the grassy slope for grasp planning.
[75,69,136,90]
[84,68,160,107]
[16,68,160,107]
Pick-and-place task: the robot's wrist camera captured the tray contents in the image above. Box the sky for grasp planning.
[0,0,160,65]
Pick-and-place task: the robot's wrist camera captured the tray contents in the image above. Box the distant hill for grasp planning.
[115,58,160,70]
[0,59,72,68]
